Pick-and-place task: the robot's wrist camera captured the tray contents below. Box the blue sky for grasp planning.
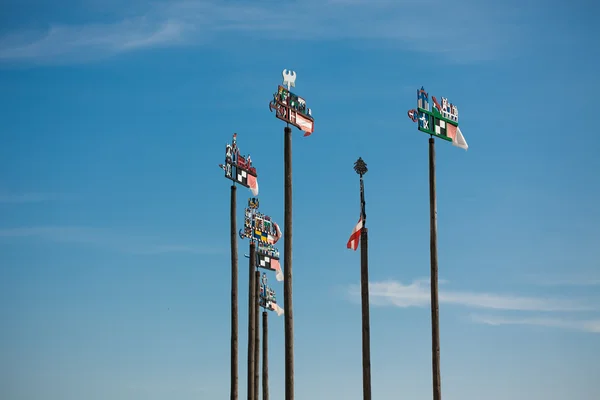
[1,0,599,399]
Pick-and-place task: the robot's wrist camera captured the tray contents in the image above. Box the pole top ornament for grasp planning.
[354,157,368,177]
[282,69,296,90]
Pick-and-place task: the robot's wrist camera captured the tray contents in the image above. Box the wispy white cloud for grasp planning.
[0,0,531,64]
[0,226,224,255]
[0,192,69,203]
[346,279,594,312]
[0,17,189,63]
[470,314,600,334]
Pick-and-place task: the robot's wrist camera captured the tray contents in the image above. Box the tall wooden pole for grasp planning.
[262,311,269,400]
[428,137,442,400]
[247,242,256,400]
[283,126,294,400]
[254,270,260,400]
[230,185,238,400]
[356,159,372,400]
[360,227,372,400]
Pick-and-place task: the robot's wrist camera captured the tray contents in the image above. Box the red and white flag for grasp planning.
[272,258,284,282]
[446,124,468,150]
[346,216,363,251]
[272,302,284,316]
[247,175,259,196]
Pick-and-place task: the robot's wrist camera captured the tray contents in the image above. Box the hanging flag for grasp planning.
[263,301,284,316]
[272,258,284,282]
[256,253,283,281]
[272,302,284,316]
[346,216,363,251]
[247,175,259,196]
[446,124,468,150]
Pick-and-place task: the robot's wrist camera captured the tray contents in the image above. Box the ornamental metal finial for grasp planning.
[282,69,297,90]
[354,157,368,177]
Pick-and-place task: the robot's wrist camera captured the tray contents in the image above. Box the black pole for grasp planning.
[360,227,371,400]
[262,311,269,400]
[254,270,260,400]
[247,242,256,400]
[230,185,238,400]
[428,137,442,400]
[355,157,371,400]
[283,126,294,400]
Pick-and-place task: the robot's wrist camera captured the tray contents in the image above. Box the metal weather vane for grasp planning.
[407,87,468,150]
[269,69,315,136]
[240,198,284,281]
[219,133,260,194]
[260,273,284,316]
